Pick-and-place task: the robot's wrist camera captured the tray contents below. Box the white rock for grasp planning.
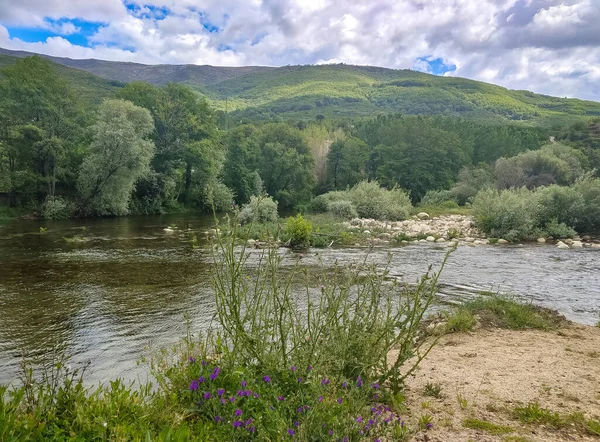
[426,236,436,242]
[418,239,428,243]
[537,238,546,243]
[498,239,509,244]
[591,244,600,249]
[582,235,591,241]
[363,230,370,235]
[247,239,256,247]
[565,239,574,245]
[557,242,570,250]
[163,228,174,234]
[436,238,446,243]
[465,237,475,243]
[416,212,430,220]
[571,241,583,248]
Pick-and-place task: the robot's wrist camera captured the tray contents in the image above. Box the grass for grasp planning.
[445,294,565,332]
[462,418,514,435]
[0,205,28,224]
[423,382,443,399]
[512,403,600,436]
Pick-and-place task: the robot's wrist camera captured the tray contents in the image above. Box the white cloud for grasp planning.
[0,0,599,100]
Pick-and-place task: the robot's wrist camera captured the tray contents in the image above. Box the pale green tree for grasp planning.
[78,100,155,216]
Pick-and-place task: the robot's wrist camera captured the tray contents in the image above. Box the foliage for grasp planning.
[328,200,358,220]
[284,214,313,248]
[77,99,155,216]
[325,137,368,191]
[423,382,443,399]
[238,195,279,225]
[512,403,562,427]
[212,221,447,393]
[204,181,234,213]
[348,180,412,221]
[418,189,457,207]
[40,196,74,219]
[445,308,477,333]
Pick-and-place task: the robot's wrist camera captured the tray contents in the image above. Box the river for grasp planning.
[1,213,599,386]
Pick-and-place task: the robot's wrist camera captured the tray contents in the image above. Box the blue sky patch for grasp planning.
[6,19,103,47]
[414,56,457,75]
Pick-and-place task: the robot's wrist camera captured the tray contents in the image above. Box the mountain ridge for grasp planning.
[1,46,599,126]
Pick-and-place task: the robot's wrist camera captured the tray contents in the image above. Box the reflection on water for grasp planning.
[1,214,599,385]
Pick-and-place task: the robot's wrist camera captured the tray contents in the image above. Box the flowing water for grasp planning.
[1,213,599,386]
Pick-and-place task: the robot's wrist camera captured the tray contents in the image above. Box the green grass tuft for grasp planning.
[445,308,477,333]
[459,295,565,330]
[423,382,443,398]
[512,403,562,427]
[462,418,514,435]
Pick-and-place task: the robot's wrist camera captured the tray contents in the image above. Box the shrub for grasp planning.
[536,185,585,228]
[445,308,477,332]
[328,200,357,220]
[572,176,600,233]
[204,181,234,213]
[284,214,312,248]
[41,196,74,219]
[419,189,456,207]
[349,180,411,221]
[306,191,348,214]
[472,188,540,240]
[238,196,278,225]
[541,219,576,239]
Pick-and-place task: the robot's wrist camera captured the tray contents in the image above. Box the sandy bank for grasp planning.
[395,324,600,441]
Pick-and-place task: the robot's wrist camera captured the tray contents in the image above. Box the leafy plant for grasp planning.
[423,382,443,398]
[284,214,312,248]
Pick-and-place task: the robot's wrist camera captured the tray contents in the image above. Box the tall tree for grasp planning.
[78,100,155,216]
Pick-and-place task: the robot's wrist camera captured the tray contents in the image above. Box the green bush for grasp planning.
[306,191,348,213]
[536,185,585,228]
[419,189,456,207]
[204,182,234,213]
[328,200,357,220]
[541,219,577,239]
[572,176,600,233]
[349,180,412,221]
[41,196,74,219]
[472,188,540,240]
[284,214,312,248]
[238,195,279,225]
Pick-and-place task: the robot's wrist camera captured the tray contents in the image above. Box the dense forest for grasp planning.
[1,55,599,220]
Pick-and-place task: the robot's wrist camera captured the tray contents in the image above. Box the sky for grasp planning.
[0,0,599,101]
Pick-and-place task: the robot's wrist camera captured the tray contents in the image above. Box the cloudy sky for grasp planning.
[0,0,599,101]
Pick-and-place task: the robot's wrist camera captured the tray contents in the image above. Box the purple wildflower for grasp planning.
[229,396,235,403]
[356,416,363,423]
[278,395,285,401]
[371,382,380,389]
[263,375,271,383]
[297,407,303,413]
[357,375,363,387]
[234,409,243,417]
[294,421,299,427]
[237,390,245,397]
[214,416,221,422]
[241,380,247,388]
[269,405,274,411]
[203,392,211,400]
[318,396,323,402]
[189,380,198,391]
[307,365,312,371]
[254,392,260,398]
[343,381,347,388]
[247,426,256,433]
[245,419,253,426]
[220,399,226,405]
[321,378,330,386]
[210,367,220,381]
[198,376,205,383]
[337,398,343,404]
[287,429,295,436]
[329,430,333,435]
[373,393,379,400]
[291,365,297,371]
[297,377,303,383]
[426,422,433,430]
[189,356,196,363]
[217,388,225,397]
[368,419,375,425]
[233,420,243,428]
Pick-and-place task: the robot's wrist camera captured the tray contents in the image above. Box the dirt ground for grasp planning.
[397,324,600,441]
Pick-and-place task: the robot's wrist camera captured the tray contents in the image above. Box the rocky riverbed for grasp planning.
[344,213,600,249]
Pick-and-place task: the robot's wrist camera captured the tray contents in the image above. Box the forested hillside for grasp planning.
[1,53,599,227]
[1,47,600,126]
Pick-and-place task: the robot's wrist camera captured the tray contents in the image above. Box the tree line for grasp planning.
[1,56,598,218]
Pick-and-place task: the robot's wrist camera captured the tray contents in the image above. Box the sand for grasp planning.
[396,324,600,441]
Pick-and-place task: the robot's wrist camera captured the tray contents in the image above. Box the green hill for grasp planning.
[1,47,599,126]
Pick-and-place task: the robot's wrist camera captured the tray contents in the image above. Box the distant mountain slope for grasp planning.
[1,47,599,126]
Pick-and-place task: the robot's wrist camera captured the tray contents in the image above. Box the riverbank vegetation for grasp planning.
[1,55,600,241]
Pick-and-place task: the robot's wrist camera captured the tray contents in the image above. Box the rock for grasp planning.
[246,239,256,247]
[582,235,591,241]
[464,237,475,243]
[571,241,583,248]
[537,238,546,243]
[379,233,392,240]
[418,239,428,243]
[557,241,570,250]
[401,240,408,244]
[363,230,371,235]
[416,212,430,220]
[436,238,446,243]
[592,244,600,249]
[498,239,509,244]
[565,239,574,245]
[163,228,174,234]
[426,236,436,242]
